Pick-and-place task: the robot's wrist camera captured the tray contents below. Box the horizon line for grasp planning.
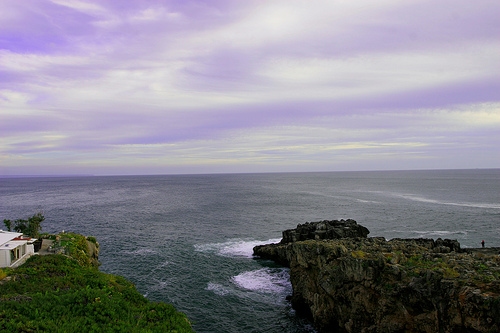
[1,167,498,179]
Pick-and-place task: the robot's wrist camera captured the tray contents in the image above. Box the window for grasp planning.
[10,247,21,262]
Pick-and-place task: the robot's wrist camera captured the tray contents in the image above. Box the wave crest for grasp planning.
[232,268,291,294]
[194,238,281,258]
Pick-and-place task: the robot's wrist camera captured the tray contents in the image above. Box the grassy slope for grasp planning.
[0,234,194,333]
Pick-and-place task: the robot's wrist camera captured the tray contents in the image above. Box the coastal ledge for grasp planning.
[253,220,500,333]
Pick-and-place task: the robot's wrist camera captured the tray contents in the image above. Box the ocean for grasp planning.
[1,169,499,332]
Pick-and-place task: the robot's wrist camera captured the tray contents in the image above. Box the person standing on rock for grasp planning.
[481,240,485,248]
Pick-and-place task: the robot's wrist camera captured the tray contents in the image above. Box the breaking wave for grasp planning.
[194,238,282,258]
[232,268,291,294]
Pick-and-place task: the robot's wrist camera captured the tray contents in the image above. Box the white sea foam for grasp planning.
[389,229,470,239]
[206,282,231,296]
[149,260,171,275]
[122,248,157,255]
[392,193,500,209]
[158,260,170,268]
[355,198,381,204]
[232,268,291,294]
[413,230,468,237]
[153,280,168,290]
[194,238,282,258]
[414,230,466,235]
[360,190,500,209]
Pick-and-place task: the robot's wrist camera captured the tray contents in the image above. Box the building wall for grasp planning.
[0,250,11,267]
[0,241,35,268]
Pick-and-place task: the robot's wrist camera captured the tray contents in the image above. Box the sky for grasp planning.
[1,0,499,176]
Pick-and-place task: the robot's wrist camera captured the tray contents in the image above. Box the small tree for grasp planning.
[3,212,45,238]
[26,212,45,238]
[3,219,12,232]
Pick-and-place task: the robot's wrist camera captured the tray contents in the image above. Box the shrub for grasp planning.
[0,237,194,333]
[351,250,368,259]
[0,255,193,332]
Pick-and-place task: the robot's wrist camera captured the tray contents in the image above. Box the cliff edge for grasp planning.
[254,220,500,333]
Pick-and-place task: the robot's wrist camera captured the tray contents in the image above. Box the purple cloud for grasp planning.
[0,0,499,175]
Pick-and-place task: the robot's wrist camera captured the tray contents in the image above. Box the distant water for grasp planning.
[1,169,499,333]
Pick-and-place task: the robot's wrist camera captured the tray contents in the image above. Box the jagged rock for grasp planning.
[253,220,500,333]
[281,219,370,244]
[254,219,369,266]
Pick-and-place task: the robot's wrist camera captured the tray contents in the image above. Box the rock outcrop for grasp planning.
[281,219,370,244]
[254,220,500,333]
[86,238,100,267]
[254,219,369,266]
[39,233,100,268]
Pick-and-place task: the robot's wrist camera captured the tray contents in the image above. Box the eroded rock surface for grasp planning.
[281,219,370,244]
[254,220,500,333]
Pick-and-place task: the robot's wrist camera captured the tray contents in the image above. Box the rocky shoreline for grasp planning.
[254,220,500,333]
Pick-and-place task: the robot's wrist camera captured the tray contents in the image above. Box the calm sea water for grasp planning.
[1,169,499,332]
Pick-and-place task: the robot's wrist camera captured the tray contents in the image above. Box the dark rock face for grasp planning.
[253,220,500,333]
[254,219,369,266]
[281,219,370,244]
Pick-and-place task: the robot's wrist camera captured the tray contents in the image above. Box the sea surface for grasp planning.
[1,169,499,332]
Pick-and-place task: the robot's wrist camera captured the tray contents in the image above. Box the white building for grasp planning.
[0,230,37,268]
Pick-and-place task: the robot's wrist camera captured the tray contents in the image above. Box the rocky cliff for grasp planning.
[254,220,500,333]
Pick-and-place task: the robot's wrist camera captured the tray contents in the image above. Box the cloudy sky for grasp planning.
[1,0,499,175]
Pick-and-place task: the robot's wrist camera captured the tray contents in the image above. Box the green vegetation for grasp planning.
[314,238,499,288]
[3,212,45,238]
[43,232,100,267]
[401,254,461,279]
[0,233,194,333]
[351,250,368,259]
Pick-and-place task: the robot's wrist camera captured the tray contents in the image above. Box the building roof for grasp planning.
[0,239,29,250]
[0,230,23,247]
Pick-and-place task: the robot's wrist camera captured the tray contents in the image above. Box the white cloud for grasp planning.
[1,0,499,174]
[49,0,107,16]
[0,50,89,71]
[257,41,499,101]
[129,7,182,22]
